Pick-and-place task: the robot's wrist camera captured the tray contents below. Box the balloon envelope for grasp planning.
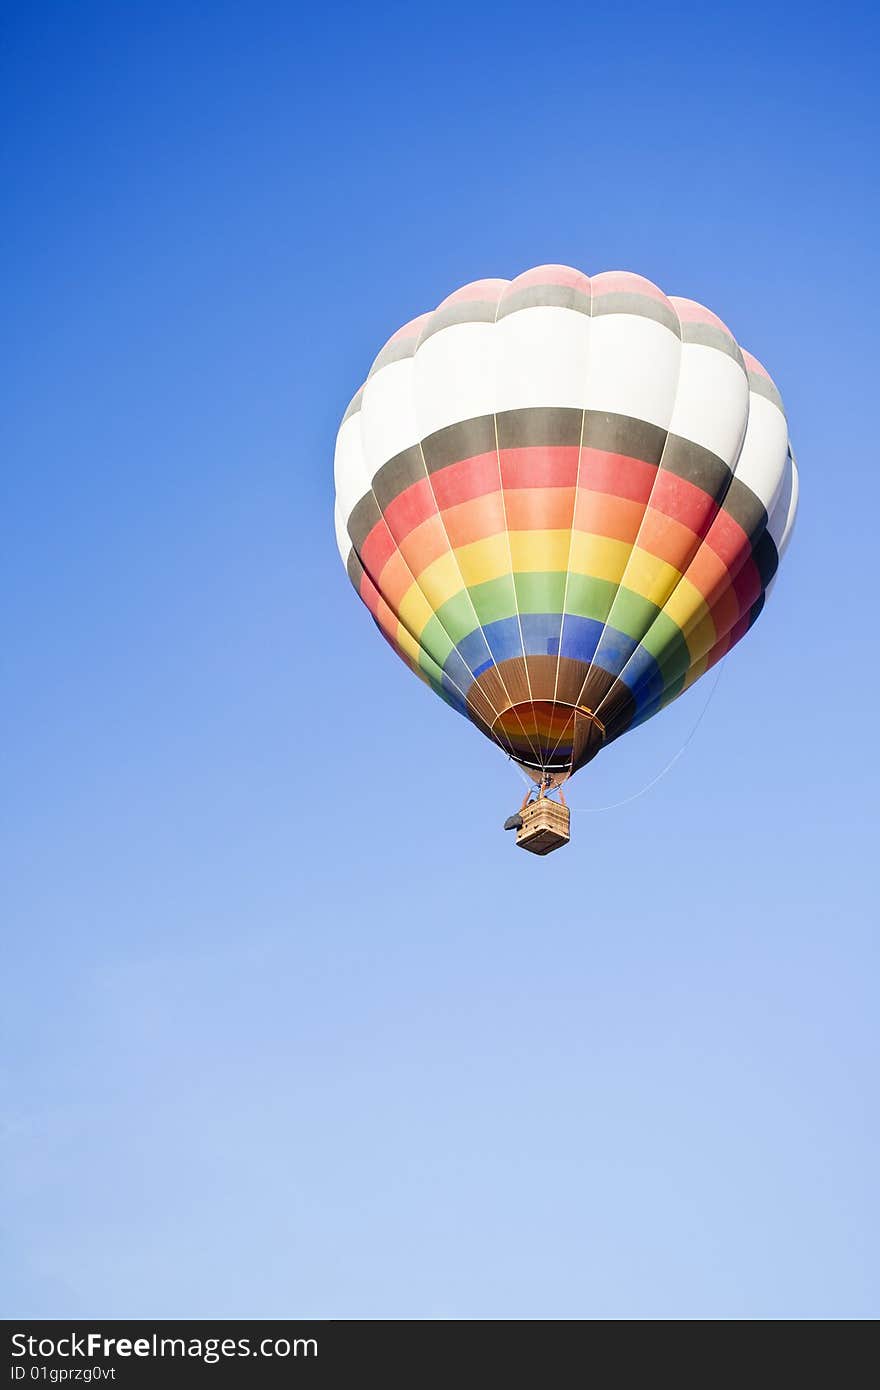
[334,266,797,781]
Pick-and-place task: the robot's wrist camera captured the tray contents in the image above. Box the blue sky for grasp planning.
[3,0,878,1318]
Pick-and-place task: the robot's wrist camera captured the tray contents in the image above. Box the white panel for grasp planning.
[732,391,789,512]
[495,305,592,412]
[584,314,681,429]
[778,454,799,558]
[764,453,798,598]
[768,450,799,550]
[413,322,498,438]
[360,357,420,479]
[333,410,371,524]
[333,502,351,567]
[666,343,749,464]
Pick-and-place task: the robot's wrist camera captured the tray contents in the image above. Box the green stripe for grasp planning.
[513,571,566,614]
[565,574,616,623]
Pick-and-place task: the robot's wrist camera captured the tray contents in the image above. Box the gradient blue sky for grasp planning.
[3,0,878,1319]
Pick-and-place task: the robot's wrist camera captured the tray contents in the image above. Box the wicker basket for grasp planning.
[516,798,571,856]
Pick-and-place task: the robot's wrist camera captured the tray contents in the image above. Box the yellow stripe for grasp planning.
[569,533,631,584]
[455,533,511,587]
[682,655,709,691]
[417,550,466,609]
[397,580,437,636]
[662,575,706,628]
[684,612,718,663]
[508,529,572,572]
[394,622,424,667]
[622,547,682,607]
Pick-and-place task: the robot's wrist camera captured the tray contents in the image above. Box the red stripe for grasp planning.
[730,559,762,614]
[579,449,656,503]
[703,508,751,569]
[360,521,397,580]
[500,446,580,489]
[359,571,381,619]
[383,476,436,540]
[431,451,500,509]
[650,470,717,534]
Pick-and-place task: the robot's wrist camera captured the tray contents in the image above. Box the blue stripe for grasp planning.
[438,613,666,721]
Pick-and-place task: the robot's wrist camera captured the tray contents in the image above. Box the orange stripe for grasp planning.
[637,509,702,569]
[442,492,506,548]
[505,487,576,531]
[574,490,644,544]
[375,548,415,609]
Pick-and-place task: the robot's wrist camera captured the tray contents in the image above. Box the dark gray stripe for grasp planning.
[747,371,785,412]
[346,549,364,590]
[751,531,778,589]
[341,386,363,425]
[722,476,768,542]
[582,410,669,464]
[344,408,745,543]
[372,443,425,512]
[663,434,732,500]
[421,414,497,474]
[681,321,744,365]
[418,299,498,343]
[496,284,591,318]
[346,490,383,553]
[591,291,681,336]
[368,334,419,377]
[418,408,672,478]
[496,405,583,450]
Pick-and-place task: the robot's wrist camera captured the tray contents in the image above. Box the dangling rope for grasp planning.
[508,659,726,814]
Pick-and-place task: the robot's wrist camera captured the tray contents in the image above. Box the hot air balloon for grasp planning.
[333,266,798,854]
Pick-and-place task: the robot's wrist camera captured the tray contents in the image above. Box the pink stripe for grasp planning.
[591,271,670,304]
[438,279,508,307]
[669,296,733,335]
[386,313,432,345]
[509,264,591,291]
[741,349,774,383]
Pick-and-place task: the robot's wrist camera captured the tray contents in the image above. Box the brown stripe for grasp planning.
[570,707,605,772]
[465,656,631,772]
[466,665,511,726]
[522,654,559,702]
[555,658,592,707]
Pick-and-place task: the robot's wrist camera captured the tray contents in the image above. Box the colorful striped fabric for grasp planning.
[334,266,798,781]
